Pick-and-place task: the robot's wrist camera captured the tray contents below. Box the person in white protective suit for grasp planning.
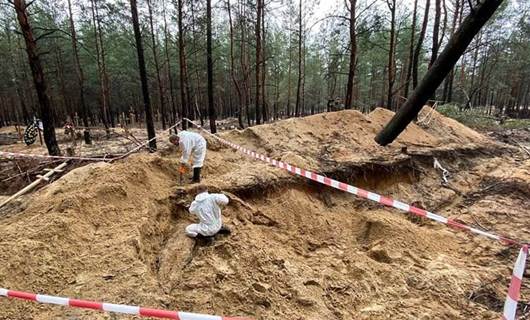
[169,131,207,183]
[186,185,231,238]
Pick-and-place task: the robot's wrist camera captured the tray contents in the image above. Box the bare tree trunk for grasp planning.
[189,0,201,124]
[440,0,448,44]
[239,0,251,126]
[344,0,357,109]
[301,34,306,115]
[430,0,442,68]
[14,0,60,155]
[286,27,293,117]
[254,0,263,124]
[90,0,109,130]
[227,0,244,128]
[162,0,177,129]
[404,0,418,99]
[54,43,69,118]
[274,72,280,119]
[130,0,156,149]
[295,0,302,117]
[178,0,189,129]
[147,0,167,130]
[386,0,396,109]
[206,0,217,133]
[67,0,90,140]
[412,0,430,89]
[261,4,268,122]
[442,0,461,103]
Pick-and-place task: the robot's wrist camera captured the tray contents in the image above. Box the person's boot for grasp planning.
[192,167,201,183]
[196,234,214,245]
[218,225,232,235]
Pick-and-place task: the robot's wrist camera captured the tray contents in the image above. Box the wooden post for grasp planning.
[0,162,68,209]
[37,127,43,145]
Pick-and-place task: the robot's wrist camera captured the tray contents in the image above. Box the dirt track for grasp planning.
[0,108,528,319]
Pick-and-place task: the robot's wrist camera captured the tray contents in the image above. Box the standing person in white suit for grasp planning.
[186,185,230,238]
[169,131,207,183]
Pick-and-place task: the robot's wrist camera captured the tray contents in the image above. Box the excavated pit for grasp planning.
[0,108,528,319]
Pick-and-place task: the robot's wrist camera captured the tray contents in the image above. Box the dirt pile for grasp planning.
[220,108,497,171]
[0,110,528,319]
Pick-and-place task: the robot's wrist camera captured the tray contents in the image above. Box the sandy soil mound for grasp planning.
[221,108,497,171]
[0,110,528,320]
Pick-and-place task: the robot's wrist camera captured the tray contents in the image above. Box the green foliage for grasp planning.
[1,0,529,127]
[438,104,530,130]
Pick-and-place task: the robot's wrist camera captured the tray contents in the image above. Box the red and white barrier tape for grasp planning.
[502,245,529,320]
[184,118,523,246]
[0,151,115,162]
[0,288,247,320]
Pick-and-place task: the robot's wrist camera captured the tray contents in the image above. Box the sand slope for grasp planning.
[0,110,527,320]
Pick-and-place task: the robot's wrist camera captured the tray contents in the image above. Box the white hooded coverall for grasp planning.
[177,131,207,168]
[186,192,229,237]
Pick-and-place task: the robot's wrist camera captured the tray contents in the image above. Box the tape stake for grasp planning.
[502,245,528,320]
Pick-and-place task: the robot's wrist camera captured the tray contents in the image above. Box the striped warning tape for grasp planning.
[0,288,248,320]
[502,245,528,320]
[0,151,115,162]
[184,119,523,246]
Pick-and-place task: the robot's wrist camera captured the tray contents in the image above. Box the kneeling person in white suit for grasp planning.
[186,185,230,238]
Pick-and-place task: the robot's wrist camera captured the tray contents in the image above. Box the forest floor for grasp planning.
[0,108,529,319]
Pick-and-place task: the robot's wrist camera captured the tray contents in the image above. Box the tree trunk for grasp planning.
[301,35,306,115]
[440,0,448,45]
[67,0,90,143]
[189,0,201,123]
[227,0,244,129]
[178,0,190,129]
[255,0,263,124]
[206,0,217,133]
[90,0,109,130]
[404,0,418,99]
[295,0,303,117]
[14,0,60,155]
[54,43,69,118]
[442,0,460,103]
[375,0,505,146]
[147,0,167,130]
[97,11,112,129]
[130,0,156,150]
[344,0,357,109]
[286,27,293,117]
[429,0,442,101]
[162,0,177,129]
[238,0,251,127]
[412,0,430,90]
[261,4,268,122]
[386,0,396,109]
[430,0,442,68]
